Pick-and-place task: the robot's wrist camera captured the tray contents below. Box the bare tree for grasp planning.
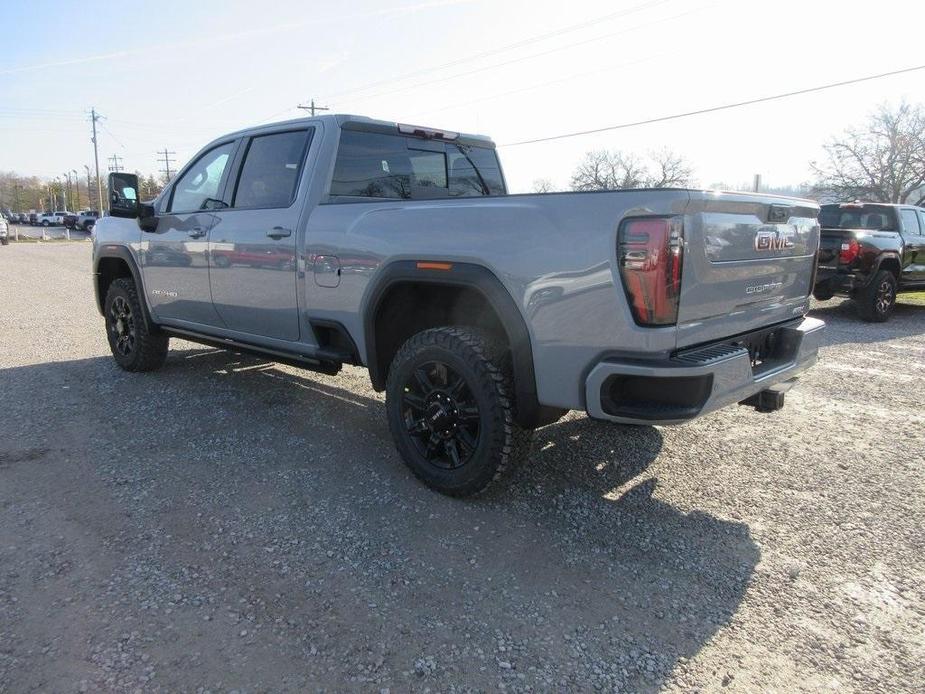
[570,149,694,191]
[531,178,555,193]
[811,102,925,204]
[647,148,695,188]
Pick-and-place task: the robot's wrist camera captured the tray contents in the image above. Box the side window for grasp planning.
[331,131,433,199]
[447,145,506,197]
[918,210,925,233]
[168,142,235,213]
[232,129,313,209]
[899,208,921,235]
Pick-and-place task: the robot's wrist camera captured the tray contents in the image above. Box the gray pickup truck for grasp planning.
[93,114,824,496]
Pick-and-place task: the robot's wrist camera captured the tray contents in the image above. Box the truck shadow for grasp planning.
[1,347,758,691]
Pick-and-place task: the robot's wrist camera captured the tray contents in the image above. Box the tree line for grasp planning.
[4,102,924,210]
[534,101,925,204]
[0,171,166,213]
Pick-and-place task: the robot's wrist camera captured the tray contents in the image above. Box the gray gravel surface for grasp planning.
[1,243,923,693]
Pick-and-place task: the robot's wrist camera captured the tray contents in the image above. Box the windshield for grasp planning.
[819,204,897,231]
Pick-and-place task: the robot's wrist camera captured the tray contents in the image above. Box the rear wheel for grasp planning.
[812,284,834,301]
[854,269,897,322]
[385,327,532,497]
[104,277,169,371]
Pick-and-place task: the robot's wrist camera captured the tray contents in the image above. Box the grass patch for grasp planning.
[900,290,925,306]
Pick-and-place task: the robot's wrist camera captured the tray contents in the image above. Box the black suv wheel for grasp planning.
[385,327,532,497]
[854,269,897,322]
[104,277,169,371]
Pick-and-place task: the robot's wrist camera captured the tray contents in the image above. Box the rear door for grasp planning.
[143,140,237,326]
[677,194,819,347]
[207,128,313,341]
[898,207,925,281]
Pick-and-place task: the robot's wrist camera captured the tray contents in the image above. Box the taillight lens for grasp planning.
[839,238,860,265]
[618,216,683,326]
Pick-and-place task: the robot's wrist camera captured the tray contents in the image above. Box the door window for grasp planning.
[168,142,235,213]
[899,208,921,235]
[232,130,313,209]
[918,210,925,232]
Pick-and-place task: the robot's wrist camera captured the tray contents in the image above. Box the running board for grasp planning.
[161,327,342,376]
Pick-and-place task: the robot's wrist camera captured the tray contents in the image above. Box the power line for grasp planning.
[108,155,124,172]
[326,0,672,100]
[501,63,925,147]
[257,0,689,123]
[157,148,177,181]
[341,5,704,106]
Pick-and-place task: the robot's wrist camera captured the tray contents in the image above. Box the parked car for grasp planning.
[0,215,8,245]
[76,210,100,230]
[813,202,925,321]
[92,114,824,497]
[36,210,71,227]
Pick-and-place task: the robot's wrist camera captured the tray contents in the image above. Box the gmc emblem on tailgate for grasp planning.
[754,229,795,251]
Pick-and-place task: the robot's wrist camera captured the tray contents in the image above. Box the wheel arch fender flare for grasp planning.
[870,252,902,281]
[362,260,559,429]
[94,246,157,329]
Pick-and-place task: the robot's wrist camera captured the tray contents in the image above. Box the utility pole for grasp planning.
[108,154,124,172]
[297,98,329,117]
[158,148,176,182]
[753,174,762,193]
[84,165,93,210]
[72,170,80,209]
[62,172,72,210]
[90,108,105,213]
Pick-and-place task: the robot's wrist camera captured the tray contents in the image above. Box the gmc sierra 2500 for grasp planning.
[93,114,824,496]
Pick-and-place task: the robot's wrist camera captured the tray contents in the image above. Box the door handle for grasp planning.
[188,226,206,239]
[267,226,292,240]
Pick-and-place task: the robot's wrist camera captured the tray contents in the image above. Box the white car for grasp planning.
[37,210,69,226]
[0,215,8,245]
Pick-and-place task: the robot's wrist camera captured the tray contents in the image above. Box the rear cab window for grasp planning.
[330,129,505,200]
[819,204,898,231]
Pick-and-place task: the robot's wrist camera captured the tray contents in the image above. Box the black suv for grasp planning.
[813,202,925,321]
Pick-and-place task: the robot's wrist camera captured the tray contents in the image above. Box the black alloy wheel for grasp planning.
[104,277,169,371]
[400,360,481,470]
[108,295,136,357]
[385,327,533,497]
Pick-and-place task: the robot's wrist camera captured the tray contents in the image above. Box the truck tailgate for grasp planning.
[677,193,820,348]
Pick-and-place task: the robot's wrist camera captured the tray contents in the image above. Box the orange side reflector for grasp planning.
[416,261,453,271]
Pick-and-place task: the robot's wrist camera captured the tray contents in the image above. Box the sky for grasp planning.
[1,0,923,194]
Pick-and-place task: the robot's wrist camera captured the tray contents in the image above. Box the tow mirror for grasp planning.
[108,172,140,218]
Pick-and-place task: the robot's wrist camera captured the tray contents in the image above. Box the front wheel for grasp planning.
[41,220,49,227]
[104,278,169,371]
[385,327,532,497]
[854,269,897,322]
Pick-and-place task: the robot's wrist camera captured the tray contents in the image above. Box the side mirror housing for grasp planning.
[108,172,140,218]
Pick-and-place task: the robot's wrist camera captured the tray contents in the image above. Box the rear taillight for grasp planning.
[618,216,683,326]
[839,238,860,265]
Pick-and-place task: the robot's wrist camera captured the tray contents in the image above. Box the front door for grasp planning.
[143,141,237,326]
[208,128,313,342]
[899,208,925,282]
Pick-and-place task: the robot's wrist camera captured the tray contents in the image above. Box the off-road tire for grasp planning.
[812,285,834,301]
[854,269,897,323]
[385,327,533,497]
[104,277,169,371]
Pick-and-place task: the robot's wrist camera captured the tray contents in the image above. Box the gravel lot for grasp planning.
[1,242,923,693]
